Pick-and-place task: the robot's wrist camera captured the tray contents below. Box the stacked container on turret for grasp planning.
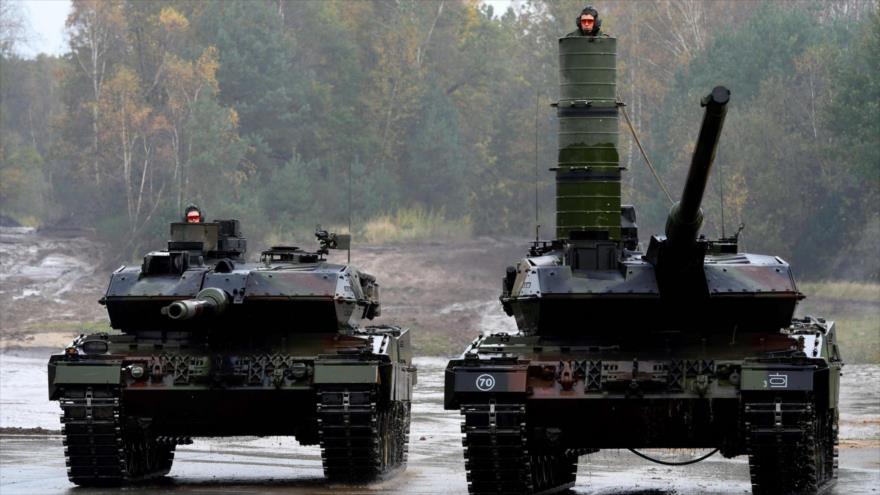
[556,36,620,241]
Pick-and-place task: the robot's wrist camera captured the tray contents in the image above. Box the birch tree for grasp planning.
[66,0,126,186]
[98,67,168,248]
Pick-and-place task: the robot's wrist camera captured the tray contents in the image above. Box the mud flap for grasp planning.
[740,364,816,392]
[453,369,528,393]
[313,363,379,385]
[48,362,121,399]
[445,365,528,409]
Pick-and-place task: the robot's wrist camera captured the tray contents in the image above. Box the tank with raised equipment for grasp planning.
[48,214,416,486]
[444,34,842,495]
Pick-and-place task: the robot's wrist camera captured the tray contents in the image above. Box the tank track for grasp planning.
[317,387,409,481]
[396,399,412,469]
[460,402,577,495]
[59,386,179,486]
[745,397,837,495]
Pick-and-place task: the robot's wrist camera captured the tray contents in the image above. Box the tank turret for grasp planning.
[102,225,374,332]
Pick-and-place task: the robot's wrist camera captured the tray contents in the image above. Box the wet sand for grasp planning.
[1,354,878,494]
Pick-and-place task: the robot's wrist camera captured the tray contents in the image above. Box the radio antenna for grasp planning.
[534,92,540,242]
[348,159,352,264]
[718,157,726,238]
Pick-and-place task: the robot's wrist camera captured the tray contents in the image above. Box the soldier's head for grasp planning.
[577,6,601,36]
[184,204,203,223]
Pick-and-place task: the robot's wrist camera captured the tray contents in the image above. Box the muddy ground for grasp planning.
[0,226,522,354]
[0,227,108,349]
[1,352,879,494]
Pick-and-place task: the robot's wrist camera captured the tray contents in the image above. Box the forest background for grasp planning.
[1,0,878,282]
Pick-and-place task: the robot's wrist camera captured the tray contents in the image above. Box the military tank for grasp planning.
[48,212,416,486]
[444,34,842,495]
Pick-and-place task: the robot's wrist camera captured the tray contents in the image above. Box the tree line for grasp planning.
[0,0,877,280]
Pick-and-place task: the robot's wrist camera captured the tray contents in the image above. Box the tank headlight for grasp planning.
[290,363,308,379]
[728,371,740,385]
[129,364,145,379]
[82,340,109,355]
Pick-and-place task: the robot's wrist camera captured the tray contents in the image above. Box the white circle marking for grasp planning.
[475,374,496,391]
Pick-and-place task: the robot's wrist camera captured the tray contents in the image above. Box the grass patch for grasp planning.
[833,316,880,364]
[799,281,880,301]
[797,281,879,364]
[363,205,472,244]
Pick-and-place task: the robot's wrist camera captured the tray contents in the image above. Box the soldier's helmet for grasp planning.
[184,204,204,223]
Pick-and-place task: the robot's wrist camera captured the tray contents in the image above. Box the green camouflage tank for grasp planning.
[48,217,416,485]
[444,34,842,495]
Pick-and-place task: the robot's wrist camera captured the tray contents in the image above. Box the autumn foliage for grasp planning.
[0,0,877,280]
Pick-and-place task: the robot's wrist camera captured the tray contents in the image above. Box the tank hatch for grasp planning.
[169,219,246,261]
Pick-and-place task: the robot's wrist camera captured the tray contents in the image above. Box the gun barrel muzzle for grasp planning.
[164,299,211,320]
[665,86,730,245]
[161,287,229,321]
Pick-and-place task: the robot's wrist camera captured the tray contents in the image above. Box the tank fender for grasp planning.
[313,360,379,385]
[48,359,121,400]
[444,362,528,409]
[740,361,838,416]
[740,363,818,393]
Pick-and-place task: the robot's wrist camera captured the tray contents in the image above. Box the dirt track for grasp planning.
[0,227,107,348]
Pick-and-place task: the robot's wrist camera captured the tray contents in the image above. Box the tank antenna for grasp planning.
[348,158,352,264]
[534,91,540,242]
[719,155,726,238]
[620,102,674,206]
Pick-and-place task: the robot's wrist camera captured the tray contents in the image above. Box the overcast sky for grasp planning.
[18,0,514,58]
[16,0,70,58]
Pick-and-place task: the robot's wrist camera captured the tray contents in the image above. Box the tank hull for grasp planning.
[445,319,841,494]
[49,328,416,485]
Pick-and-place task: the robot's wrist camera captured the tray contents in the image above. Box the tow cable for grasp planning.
[628,448,719,466]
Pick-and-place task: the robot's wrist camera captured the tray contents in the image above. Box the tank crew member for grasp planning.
[184,204,204,223]
[567,6,603,37]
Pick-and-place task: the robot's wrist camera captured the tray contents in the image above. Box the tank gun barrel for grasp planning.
[665,86,730,246]
[161,287,228,321]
